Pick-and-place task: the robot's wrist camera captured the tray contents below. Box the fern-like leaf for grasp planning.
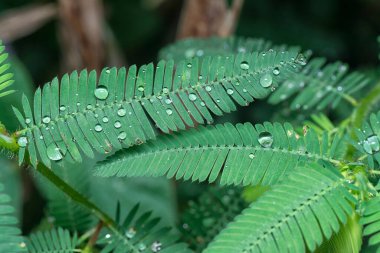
[361,196,380,249]
[0,41,15,98]
[13,49,302,168]
[27,227,78,253]
[95,122,344,186]
[204,163,356,253]
[180,186,247,252]
[0,182,27,253]
[97,204,192,253]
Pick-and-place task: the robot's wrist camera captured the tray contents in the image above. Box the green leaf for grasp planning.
[0,41,15,98]
[361,196,380,247]
[203,163,356,253]
[95,122,344,186]
[27,227,78,253]
[0,182,27,253]
[97,203,192,253]
[13,48,302,168]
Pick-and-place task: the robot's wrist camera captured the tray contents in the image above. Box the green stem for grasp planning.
[0,121,18,152]
[36,163,120,235]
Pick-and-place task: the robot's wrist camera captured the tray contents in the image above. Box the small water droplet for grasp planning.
[260,73,273,88]
[42,116,51,124]
[105,234,111,239]
[86,104,93,110]
[151,241,162,252]
[273,68,280,75]
[166,108,173,115]
[249,153,255,159]
[125,228,136,239]
[17,136,28,147]
[337,86,343,91]
[46,142,66,161]
[162,87,169,94]
[258,132,273,148]
[25,118,32,124]
[242,89,247,93]
[196,49,204,57]
[94,124,103,132]
[187,63,192,68]
[363,135,380,154]
[94,86,109,100]
[138,243,147,251]
[205,86,212,92]
[118,131,127,140]
[19,242,26,248]
[117,108,127,117]
[240,61,250,70]
[188,93,197,101]
[102,116,109,123]
[227,88,234,95]
[114,121,122,129]
[165,98,172,104]
[200,101,206,107]
[296,54,307,65]
[59,106,66,112]
[137,86,145,92]
[185,48,195,58]
[105,69,111,74]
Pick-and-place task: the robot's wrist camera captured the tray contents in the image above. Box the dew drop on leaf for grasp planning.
[258,132,273,148]
[249,153,255,159]
[165,98,172,104]
[94,124,103,132]
[200,102,206,107]
[260,73,273,88]
[25,118,32,124]
[138,243,146,252]
[240,61,250,70]
[137,86,145,92]
[185,48,195,58]
[59,106,66,112]
[117,108,127,117]
[273,68,280,75]
[42,116,51,124]
[46,142,66,161]
[125,228,136,239]
[188,93,197,101]
[114,121,122,129]
[363,135,380,154]
[151,241,162,252]
[118,131,127,140]
[296,54,307,65]
[166,108,173,115]
[227,88,234,95]
[94,86,109,100]
[162,87,169,94]
[102,116,109,123]
[205,86,212,92]
[186,63,192,68]
[17,136,28,147]
[86,104,93,110]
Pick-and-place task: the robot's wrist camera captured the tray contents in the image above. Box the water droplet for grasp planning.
[94,86,109,100]
[117,108,127,117]
[59,106,66,112]
[249,153,255,159]
[105,69,111,74]
[196,49,204,57]
[118,131,127,140]
[105,234,111,239]
[125,228,136,239]
[165,98,172,104]
[242,89,247,93]
[273,68,280,75]
[227,88,234,95]
[258,132,273,148]
[162,88,169,94]
[25,118,32,124]
[200,102,206,107]
[185,48,195,58]
[94,124,103,132]
[102,116,109,123]
[240,61,250,70]
[260,73,273,88]
[188,93,197,101]
[46,142,66,161]
[114,121,122,129]
[19,242,26,248]
[363,135,380,154]
[296,54,307,65]
[205,86,212,92]
[166,108,173,115]
[86,104,93,110]
[41,116,51,124]
[337,86,343,91]
[151,241,162,252]
[187,63,192,68]
[138,243,147,251]
[17,136,28,147]
[137,86,145,92]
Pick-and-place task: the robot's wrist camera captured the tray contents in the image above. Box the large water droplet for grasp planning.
[240,61,250,70]
[94,86,109,100]
[118,131,127,140]
[42,116,51,124]
[46,142,66,161]
[260,74,273,88]
[188,93,197,101]
[151,241,162,252]
[117,108,127,117]
[363,135,380,154]
[17,136,28,147]
[166,108,173,115]
[94,124,103,132]
[227,88,234,95]
[258,132,273,148]
[114,121,122,129]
